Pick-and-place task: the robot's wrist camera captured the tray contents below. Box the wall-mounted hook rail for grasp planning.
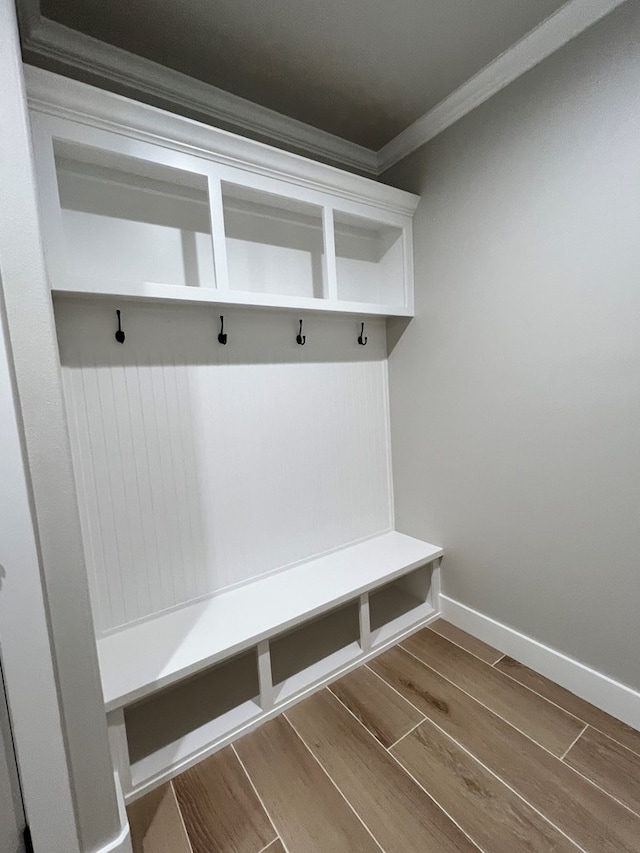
[296,319,306,346]
[218,315,228,345]
[115,309,125,344]
[358,322,368,346]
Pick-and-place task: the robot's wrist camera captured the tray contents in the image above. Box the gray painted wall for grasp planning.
[383,0,640,691]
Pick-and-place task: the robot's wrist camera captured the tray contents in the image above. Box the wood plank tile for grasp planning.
[428,619,503,663]
[370,646,640,853]
[127,785,178,853]
[564,726,640,814]
[392,721,580,853]
[234,715,380,853]
[402,628,584,755]
[329,664,424,747]
[263,842,286,853]
[143,784,192,853]
[287,689,480,853]
[173,746,275,853]
[496,656,640,755]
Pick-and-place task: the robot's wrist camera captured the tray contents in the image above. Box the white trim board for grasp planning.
[440,595,640,732]
[17,0,628,175]
[18,8,377,176]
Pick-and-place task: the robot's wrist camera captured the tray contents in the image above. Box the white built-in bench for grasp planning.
[101,531,442,799]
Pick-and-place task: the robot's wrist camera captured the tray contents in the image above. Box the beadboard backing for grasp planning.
[55,299,393,634]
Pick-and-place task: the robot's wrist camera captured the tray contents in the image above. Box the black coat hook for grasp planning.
[115,309,125,344]
[218,315,228,345]
[296,319,306,346]
[358,322,368,346]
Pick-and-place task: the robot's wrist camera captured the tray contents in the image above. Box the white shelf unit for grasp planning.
[101,532,442,799]
[26,76,436,806]
[31,107,417,317]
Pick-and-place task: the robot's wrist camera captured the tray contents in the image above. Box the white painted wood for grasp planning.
[207,176,230,291]
[124,650,261,788]
[125,605,440,801]
[270,602,361,702]
[359,593,372,653]
[32,107,415,315]
[369,562,435,646]
[56,301,393,633]
[441,595,640,731]
[18,9,379,175]
[19,0,626,175]
[55,151,216,289]
[107,710,132,796]
[257,641,274,712]
[52,281,413,317]
[97,532,442,710]
[377,0,630,170]
[24,68,416,212]
[334,212,406,307]
[222,184,326,299]
[0,1,124,850]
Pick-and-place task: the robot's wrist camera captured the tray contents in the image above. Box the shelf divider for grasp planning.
[322,206,338,301]
[207,173,230,291]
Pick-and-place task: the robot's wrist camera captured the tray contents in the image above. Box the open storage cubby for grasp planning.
[124,649,260,788]
[334,210,405,306]
[222,182,326,298]
[369,562,435,646]
[52,140,216,289]
[270,602,361,702]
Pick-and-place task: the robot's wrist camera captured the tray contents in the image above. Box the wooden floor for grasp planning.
[128,620,640,853]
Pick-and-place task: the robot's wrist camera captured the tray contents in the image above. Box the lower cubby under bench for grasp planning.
[100,530,443,800]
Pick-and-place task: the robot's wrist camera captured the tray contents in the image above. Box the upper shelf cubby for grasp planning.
[29,74,419,317]
[222,183,326,300]
[53,140,216,290]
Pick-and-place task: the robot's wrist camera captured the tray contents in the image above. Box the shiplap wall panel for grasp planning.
[55,300,392,634]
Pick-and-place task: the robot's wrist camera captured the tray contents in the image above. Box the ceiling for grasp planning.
[36,0,570,151]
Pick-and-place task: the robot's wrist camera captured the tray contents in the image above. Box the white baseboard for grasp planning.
[440,595,640,731]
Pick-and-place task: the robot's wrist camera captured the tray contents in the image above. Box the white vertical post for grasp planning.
[107,710,132,797]
[207,173,230,290]
[257,641,274,712]
[430,557,442,612]
[322,207,338,301]
[359,593,372,652]
[0,1,128,851]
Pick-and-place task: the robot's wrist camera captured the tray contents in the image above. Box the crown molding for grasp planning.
[17,2,379,176]
[378,0,628,172]
[17,0,628,178]
[25,66,420,217]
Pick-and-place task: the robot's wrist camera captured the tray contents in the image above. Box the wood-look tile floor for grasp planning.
[128,620,640,853]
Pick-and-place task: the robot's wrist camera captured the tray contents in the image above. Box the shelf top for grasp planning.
[98,531,442,711]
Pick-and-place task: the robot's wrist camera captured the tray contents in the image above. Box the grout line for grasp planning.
[396,645,640,821]
[488,660,640,760]
[492,654,506,666]
[425,622,507,669]
[561,739,640,820]
[258,837,286,853]
[282,711,387,853]
[399,642,584,745]
[389,715,587,853]
[560,724,589,760]
[231,744,283,852]
[386,717,426,751]
[363,662,431,720]
[168,781,195,853]
[325,685,485,853]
